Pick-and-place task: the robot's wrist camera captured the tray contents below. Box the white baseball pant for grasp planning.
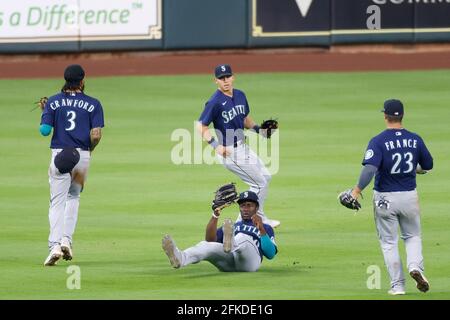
[180,233,261,272]
[47,148,90,249]
[217,141,271,221]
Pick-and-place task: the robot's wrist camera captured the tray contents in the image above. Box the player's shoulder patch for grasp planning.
[364,149,374,160]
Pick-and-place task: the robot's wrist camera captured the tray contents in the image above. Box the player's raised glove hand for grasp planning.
[37,97,48,111]
[338,189,362,211]
[212,183,239,211]
[30,97,48,112]
[260,118,278,139]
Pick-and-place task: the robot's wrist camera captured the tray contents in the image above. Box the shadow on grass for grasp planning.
[145,263,306,279]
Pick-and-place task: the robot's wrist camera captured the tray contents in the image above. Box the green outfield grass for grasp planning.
[0,70,449,299]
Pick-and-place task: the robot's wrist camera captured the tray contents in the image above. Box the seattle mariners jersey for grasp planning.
[41,92,104,150]
[362,129,433,192]
[216,220,277,260]
[198,89,249,146]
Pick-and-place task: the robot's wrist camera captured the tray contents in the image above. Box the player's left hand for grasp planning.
[37,97,48,111]
[260,118,278,139]
[338,189,362,211]
[252,214,266,234]
[211,183,239,211]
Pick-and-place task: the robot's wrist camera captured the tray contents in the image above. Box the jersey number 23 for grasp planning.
[391,152,414,174]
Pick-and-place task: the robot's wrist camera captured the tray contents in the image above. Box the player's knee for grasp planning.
[263,174,272,184]
[250,175,269,189]
[380,238,398,248]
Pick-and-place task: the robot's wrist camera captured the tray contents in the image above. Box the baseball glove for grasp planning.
[31,97,48,112]
[212,183,239,211]
[260,118,278,139]
[338,189,362,211]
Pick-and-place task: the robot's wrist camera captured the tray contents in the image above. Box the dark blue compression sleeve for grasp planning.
[357,164,378,191]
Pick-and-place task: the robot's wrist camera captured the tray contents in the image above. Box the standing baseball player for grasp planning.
[39,64,104,266]
[339,99,433,295]
[197,64,280,228]
[162,190,277,272]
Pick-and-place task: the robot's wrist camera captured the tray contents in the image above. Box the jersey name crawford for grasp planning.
[49,98,96,112]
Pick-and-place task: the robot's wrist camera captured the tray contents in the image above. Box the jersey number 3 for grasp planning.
[65,111,77,131]
[391,152,414,174]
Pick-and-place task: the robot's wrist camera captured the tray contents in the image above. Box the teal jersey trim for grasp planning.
[260,234,276,259]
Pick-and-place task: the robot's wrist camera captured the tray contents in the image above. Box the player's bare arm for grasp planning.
[351,186,362,199]
[244,116,257,130]
[196,121,230,157]
[205,208,221,242]
[90,127,102,151]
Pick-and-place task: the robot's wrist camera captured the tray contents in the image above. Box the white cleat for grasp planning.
[223,218,234,253]
[162,235,182,269]
[388,288,406,295]
[265,219,281,229]
[410,270,430,293]
[60,238,73,261]
[44,245,63,266]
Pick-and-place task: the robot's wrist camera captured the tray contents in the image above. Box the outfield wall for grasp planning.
[1,0,450,53]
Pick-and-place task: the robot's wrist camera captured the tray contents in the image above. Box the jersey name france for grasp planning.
[216,220,276,260]
[362,129,433,192]
[198,89,249,146]
[40,92,104,150]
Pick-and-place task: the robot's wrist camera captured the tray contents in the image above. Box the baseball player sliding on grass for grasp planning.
[162,187,277,272]
[339,99,433,295]
[38,64,104,266]
[197,64,280,228]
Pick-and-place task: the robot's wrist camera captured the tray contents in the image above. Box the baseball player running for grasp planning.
[39,64,104,266]
[162,191,277,272]
[197,64,280,228]
[339,99,433,295]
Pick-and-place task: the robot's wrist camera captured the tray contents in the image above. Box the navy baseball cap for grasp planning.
[214,64,233,78]
[237,191,259,205]
[54,148,80,174]
[382,99,404,116]
[64,64,85,85]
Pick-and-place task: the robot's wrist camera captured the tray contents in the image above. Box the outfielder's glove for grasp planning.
[338,189,362,211]
[32,97,48,112]
[260,118,278,139]
[212,183,239,211]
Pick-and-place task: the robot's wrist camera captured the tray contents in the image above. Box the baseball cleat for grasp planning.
[162,235,182,269]
[44,245,63,266]
[388,288,406,295]
[223,218,234,253]
[410,270,429,293]
[60,238,73,261]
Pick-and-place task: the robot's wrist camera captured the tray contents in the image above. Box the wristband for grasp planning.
[212,212,219,219]
[252,125,260,134]
[208,137,219,149]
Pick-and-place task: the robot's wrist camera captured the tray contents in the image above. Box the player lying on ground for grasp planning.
[162,190,277,272]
